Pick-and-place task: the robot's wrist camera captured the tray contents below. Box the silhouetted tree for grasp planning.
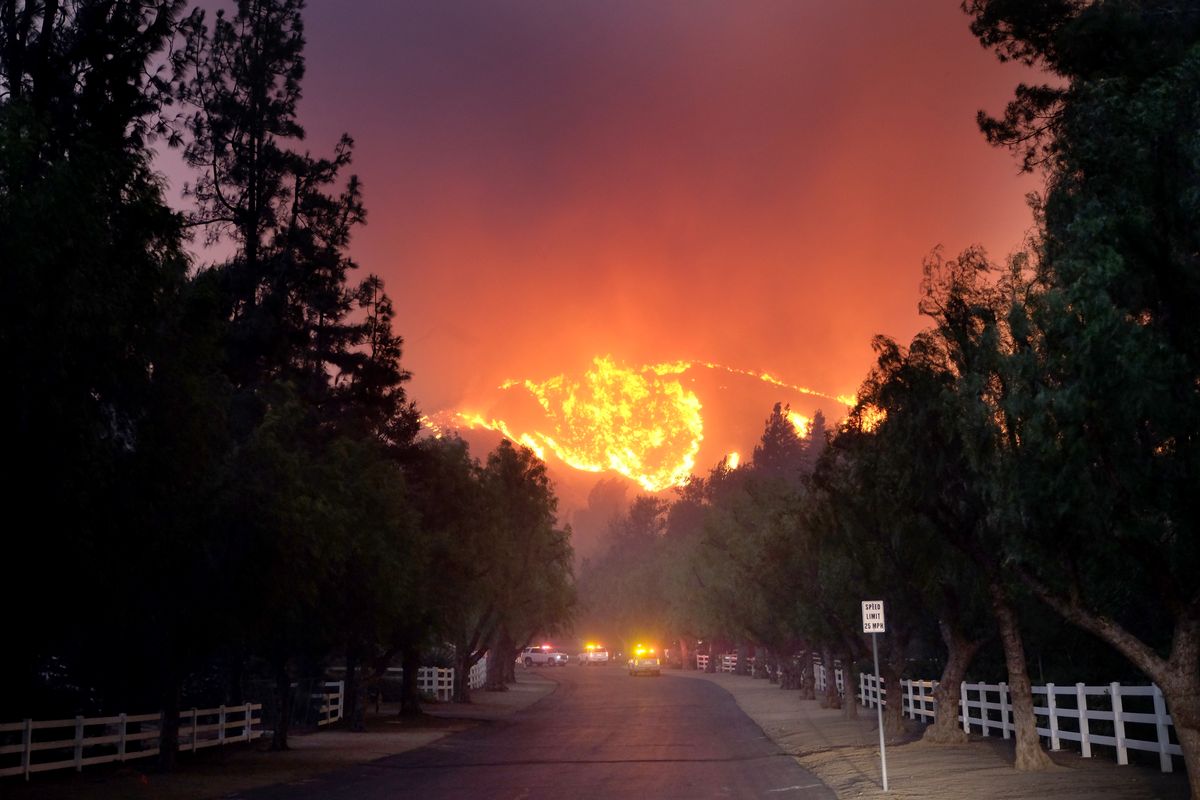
[966,0,1200,787]
[0,0,192,749]
[175,0,415,749]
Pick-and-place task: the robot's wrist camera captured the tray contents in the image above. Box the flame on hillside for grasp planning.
[425,356,853,491]
[786,411,812,438]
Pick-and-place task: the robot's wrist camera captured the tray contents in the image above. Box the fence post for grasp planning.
[905,680,915,720]
[859,672,866,707]
[219,705,226,744]
[74,715,84,771]
[1110,683,1128,766]
[118,713,127,761]
[961,681,970,735]
[1077,683,1092,758]
[22,718,32,781]
[981,685,990,737]
[1152,685,1173,773]
[245,703,254,741]
[337,680,345,721]
[1046,684,1061,751]
[191,708,198,753]
[999,683,1011,740]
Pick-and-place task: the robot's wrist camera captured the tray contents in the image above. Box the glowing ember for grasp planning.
[858,404,887,433]
[725,451,741,470]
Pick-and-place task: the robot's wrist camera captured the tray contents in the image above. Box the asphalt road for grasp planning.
[242,666,835,799]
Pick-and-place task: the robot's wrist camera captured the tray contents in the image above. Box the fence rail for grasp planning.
[814,663,845,696]
[0,703,263,780]
[419,668,454,701]
[694,653,740,673]
[315,681,344,726]
[407,658,488,701]
[857,673,1182,773]
[468,657,488,691]
[5,659,484,781]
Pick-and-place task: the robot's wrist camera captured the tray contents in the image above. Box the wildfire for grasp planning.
[786,410,812,438]
[428,356,853,491]
[857,404,887,433]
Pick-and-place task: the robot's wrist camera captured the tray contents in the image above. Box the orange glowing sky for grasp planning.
[175,2,1040,519]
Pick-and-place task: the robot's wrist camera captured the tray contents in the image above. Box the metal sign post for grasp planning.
[862,600,889,792]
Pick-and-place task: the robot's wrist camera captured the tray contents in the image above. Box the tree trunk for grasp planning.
[1176,724,1200,800]
[678,638,692,670]
[271,657,292,751]
[158,681,180,771]
[453,641,486,704]
[1018,570,1200,794]
[987,580,1051,770]
[734,642,750,676]
[843,674,859,719]
[799,651,816,698]
[844,699,860,719]
[820,647,838,709]
[399,645,423,717]
[765,648,779,683]
[880,654,906,743]
[925,620,984,744]
[779,655,796,689]
[485,629,512,691]
[1106,620,1200,797]
[343,645,365,731]
[503,650,517,683]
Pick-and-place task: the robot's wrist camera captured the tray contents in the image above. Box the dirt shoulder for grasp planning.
[4,673,556,800]
[668,670,1189,800]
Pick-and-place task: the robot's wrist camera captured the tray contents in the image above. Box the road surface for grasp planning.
[243,665,835,799]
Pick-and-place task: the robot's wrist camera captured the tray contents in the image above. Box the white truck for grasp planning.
[577,643,610,665]
[519,645,569,667]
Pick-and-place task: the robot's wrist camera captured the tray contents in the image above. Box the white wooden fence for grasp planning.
[2,663,481,781]
[857,673,1183,773]
[694,653,740,672]
[419,668,454,701]
[468,657,488,691]
[814,662,845,695]
[411,657,488,701]
[315,681,344,726]
[0,703,263,780]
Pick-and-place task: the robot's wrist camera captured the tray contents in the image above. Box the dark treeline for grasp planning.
[578,1,1200,794]
[0,0,573,762]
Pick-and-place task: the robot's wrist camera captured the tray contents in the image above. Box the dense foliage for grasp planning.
[0,0,573,761]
